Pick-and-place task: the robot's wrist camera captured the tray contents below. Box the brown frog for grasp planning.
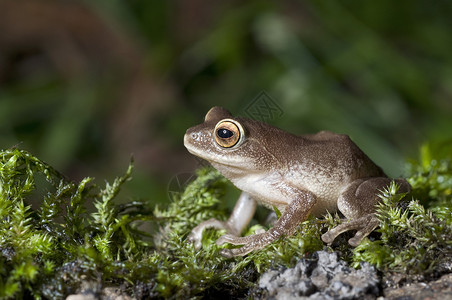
[184,107,410,257]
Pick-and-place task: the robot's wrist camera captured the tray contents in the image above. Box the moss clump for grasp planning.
[0,148,153,299]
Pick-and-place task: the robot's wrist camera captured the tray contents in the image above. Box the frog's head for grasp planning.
[184,107,285,175]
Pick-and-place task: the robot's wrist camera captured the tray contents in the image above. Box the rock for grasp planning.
[66,294,97,300]
[103,287,134,300]
[383,273,452,300]
[65,286,134,300]
[258,251,380,300]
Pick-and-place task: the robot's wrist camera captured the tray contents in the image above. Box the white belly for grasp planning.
[232,172,342,217]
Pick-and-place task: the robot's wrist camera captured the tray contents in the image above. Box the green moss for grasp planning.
[1,143,451,299]
[0,149,153,299]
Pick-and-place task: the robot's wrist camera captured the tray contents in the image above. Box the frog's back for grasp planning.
[280,131,386,215]
[298,131,385,179]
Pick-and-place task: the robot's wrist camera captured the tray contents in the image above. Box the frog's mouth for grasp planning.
[184,132,216,162]
[184,131,249,169]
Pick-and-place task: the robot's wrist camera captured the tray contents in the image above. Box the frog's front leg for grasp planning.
[218,189,316,257]
[188,192,256,249]
[321,177,411,246]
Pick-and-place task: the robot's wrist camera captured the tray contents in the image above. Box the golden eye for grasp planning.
[214,120,243,148]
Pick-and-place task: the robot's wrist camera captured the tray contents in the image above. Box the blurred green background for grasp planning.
[1,0,451,205]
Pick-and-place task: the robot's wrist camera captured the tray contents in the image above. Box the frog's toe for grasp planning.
[188,218,234,249]
[219,248,234,258]
[217,234,251,246]
[348,233,365,247]
[218,229,282,257]
[255,228,266,234]
[219,244,257,258]
[348,217,379,247]
[187,231,203,249]
[321,222,355,245]
[216,234,236,245]
[322,214,379,246]
[321,231,336,245]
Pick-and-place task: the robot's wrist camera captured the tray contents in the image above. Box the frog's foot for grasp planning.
[321,214,379,247]
[216,228,281,258]
[188,218,237,250]
[216,228,266,246]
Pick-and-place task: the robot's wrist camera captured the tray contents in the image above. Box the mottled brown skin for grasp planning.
[184,107,411,257]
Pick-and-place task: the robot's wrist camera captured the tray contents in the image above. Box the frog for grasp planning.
[183,106,411,258]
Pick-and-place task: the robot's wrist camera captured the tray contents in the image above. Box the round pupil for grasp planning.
[217,128,233,138]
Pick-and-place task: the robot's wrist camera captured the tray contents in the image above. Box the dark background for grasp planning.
[1,0,451,205]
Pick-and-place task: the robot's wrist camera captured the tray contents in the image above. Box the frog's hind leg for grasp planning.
[322,177,410,247]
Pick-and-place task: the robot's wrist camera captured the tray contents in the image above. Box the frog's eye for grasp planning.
[214,119,244,148]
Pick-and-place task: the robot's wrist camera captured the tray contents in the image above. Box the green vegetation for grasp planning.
[0,148,153,299]
[0,145,451,299]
